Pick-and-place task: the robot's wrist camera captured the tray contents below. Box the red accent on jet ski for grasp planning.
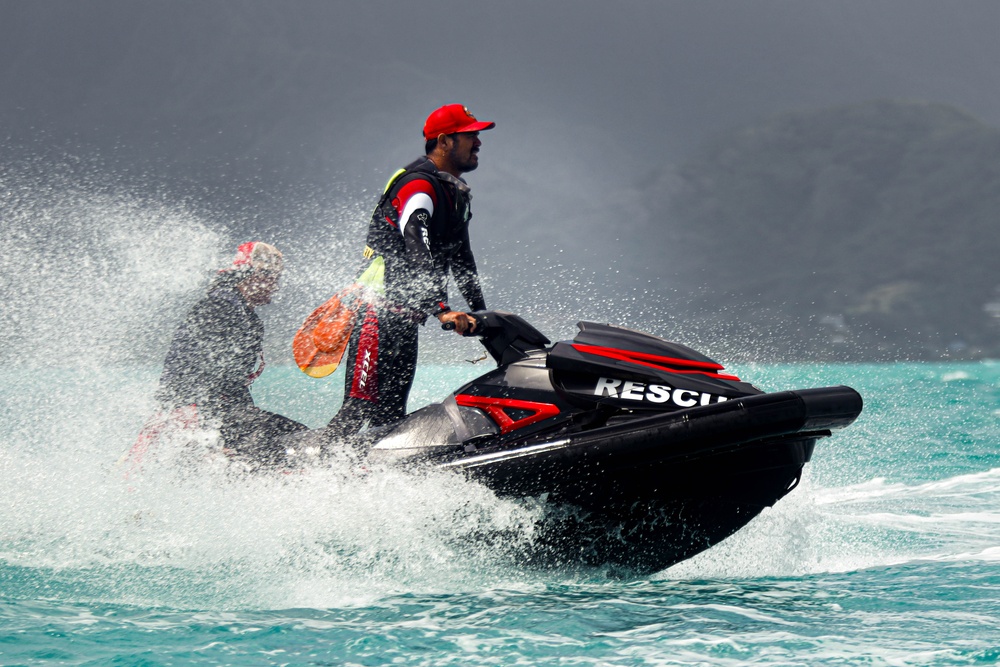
[571,344,741,381]
[455,395,562,434]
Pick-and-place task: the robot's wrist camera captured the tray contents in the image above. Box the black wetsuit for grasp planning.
[334,157,486,433]
[157,278,304,463]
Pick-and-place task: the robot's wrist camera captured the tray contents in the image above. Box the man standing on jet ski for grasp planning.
[331,104,495,434]
[150,241,306,465]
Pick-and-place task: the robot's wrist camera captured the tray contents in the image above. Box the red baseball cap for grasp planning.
[423,104,496,140]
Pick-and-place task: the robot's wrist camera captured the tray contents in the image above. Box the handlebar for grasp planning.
[438,311,552,366]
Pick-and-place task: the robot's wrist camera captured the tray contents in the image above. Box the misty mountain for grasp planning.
[653,99,1000,359]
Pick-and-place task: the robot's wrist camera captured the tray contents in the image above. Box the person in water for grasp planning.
[153,241,305,465]
[331,104,495,434]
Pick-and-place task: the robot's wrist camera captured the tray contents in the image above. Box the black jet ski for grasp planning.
[354,311,863,573]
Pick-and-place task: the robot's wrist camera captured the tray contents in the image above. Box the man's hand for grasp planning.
[438,310,478,335]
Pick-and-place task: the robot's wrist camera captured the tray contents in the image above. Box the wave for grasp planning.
[6,431,999,610]
[661,468,1000,581]
[3,343,998,606]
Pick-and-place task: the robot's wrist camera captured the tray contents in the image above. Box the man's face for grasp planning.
[240,269,281,307]
[446,132,482,173]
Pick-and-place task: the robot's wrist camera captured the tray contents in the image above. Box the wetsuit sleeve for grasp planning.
[396,178,451,314]
[452,227,486,312]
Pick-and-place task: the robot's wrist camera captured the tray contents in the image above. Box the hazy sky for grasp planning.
[5,1,1000,175]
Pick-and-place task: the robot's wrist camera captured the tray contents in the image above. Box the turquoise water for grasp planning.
[2,360,1000,666]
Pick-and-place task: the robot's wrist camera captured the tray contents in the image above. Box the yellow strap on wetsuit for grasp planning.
[356,255,385,295]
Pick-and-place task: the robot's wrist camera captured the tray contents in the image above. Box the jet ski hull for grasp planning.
[435,386,861,572]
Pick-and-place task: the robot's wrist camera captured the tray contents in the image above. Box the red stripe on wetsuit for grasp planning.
[350,305,380,401]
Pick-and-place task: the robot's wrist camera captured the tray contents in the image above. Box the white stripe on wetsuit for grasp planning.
[400,192,434,244]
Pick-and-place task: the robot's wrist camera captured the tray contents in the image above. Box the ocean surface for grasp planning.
[2,358,999,666]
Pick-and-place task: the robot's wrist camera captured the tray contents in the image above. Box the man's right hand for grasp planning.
[438,310,477,335]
